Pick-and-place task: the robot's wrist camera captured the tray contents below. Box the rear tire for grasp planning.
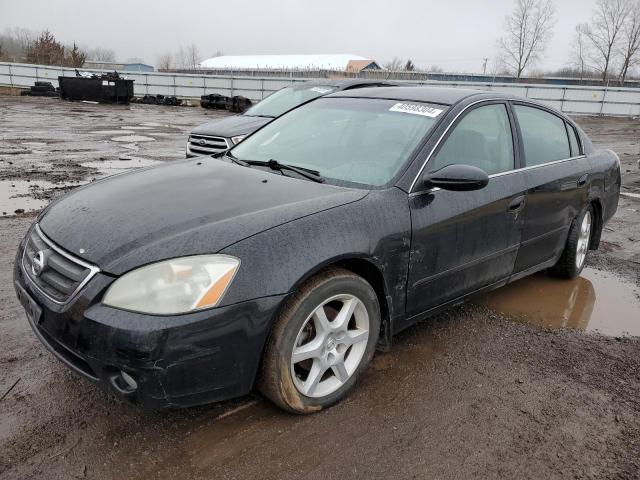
[258,268,380,414]
[550,204,594,278]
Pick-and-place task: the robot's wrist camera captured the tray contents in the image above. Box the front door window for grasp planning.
[429,104,514,175]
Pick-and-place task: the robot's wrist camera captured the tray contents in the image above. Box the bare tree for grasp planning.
[499,0,556,79]
[10,27,35,53]
[404,59,415,71]
[185,43,200,70]
[0,27,36,60]
[383,57,403,70]
[157,52,173,71]
[87,46,116,62]
[618,1,640,84]
[582,0,631,83]
[571,24,590,80]
[175,46,188,69]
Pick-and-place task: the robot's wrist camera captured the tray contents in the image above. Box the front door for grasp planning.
[405,102,525,321]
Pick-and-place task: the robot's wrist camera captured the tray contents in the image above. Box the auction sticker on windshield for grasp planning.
[310,87,333,94]
[389,103,443,117]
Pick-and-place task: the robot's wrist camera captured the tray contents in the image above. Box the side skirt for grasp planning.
[390,257,559,339]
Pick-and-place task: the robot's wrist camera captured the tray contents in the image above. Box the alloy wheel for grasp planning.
[575,210,592,269]
[290,294,370,398]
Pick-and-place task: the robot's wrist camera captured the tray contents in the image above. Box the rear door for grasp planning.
[405,101,526,321]
[511,103,591,274]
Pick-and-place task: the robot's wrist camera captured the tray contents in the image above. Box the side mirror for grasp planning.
[422,164,489,191]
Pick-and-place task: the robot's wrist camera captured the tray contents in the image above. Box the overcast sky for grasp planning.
[0,0,599,73]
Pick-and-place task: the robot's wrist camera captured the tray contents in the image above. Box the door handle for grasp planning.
[577,174,588,187]
[508,195,526,212]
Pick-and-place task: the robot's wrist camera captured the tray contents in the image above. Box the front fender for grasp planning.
[220,188,412,326]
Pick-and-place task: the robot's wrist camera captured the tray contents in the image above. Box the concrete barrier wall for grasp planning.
[2,61,640,117]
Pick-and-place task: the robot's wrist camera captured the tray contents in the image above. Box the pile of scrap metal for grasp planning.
[131,94,183,106]
[20,81,59,97]
[200,94,252,113]
[74,69,123,81]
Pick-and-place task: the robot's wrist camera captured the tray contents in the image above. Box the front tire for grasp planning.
[551,205,594,278]
[258,268,380,414]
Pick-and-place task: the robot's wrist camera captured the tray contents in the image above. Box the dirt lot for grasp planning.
[0,97,639,480]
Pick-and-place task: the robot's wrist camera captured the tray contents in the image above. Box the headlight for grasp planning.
[103,255,240,315]
[231,135,246,145]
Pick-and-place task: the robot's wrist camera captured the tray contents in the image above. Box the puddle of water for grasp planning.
[1,157,162,214]
[476,267,640,336]
[110,135,155,142]
[90,130,135,135]
[0,180,55,214]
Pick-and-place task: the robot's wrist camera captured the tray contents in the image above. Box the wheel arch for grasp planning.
[287,255,394,350]
[588,196,604,250]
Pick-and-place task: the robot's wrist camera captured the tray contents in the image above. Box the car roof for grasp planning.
[327,86,507,105]
[300,78,397,90]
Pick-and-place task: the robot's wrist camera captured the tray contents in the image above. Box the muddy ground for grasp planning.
[0,96,639,480]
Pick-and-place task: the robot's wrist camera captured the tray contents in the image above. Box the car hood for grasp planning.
[190,115,271,138]
[39,159,367,275]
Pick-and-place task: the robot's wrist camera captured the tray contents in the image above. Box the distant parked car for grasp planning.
[15,87,620,414]
[185,79,395,157]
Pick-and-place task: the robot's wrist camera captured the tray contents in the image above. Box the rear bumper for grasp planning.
[14,245,285,409]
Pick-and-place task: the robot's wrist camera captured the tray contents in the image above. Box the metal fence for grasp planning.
[2,61,640,117]
[173,67,640,89]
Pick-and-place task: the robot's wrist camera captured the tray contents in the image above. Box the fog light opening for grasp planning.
[120,371,138,390]
[110,370,138,394]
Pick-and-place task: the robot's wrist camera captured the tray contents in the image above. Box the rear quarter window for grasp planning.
[566,123,581,157]
[514,105,571,166]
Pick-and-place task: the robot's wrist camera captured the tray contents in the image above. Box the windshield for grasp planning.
[232,97,447,187]
[244,84,337,118]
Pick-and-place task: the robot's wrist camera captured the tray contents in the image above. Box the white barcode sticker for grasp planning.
[389,102,443,117]
[310,86,332,94]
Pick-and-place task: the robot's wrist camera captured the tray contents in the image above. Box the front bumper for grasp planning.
[14,242,285,409]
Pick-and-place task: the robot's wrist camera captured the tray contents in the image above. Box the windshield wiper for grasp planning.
[247,159,325,183]
[225,150,250,167]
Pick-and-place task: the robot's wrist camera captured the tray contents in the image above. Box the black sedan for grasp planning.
[14,87,620,413]
[186,79,395,157]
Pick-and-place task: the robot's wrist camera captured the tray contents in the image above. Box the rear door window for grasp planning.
[429,103,514,176]
[513,105,571,166]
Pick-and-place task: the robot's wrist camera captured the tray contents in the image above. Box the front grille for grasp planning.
[22,225,99,304]
[187,134,230,155]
